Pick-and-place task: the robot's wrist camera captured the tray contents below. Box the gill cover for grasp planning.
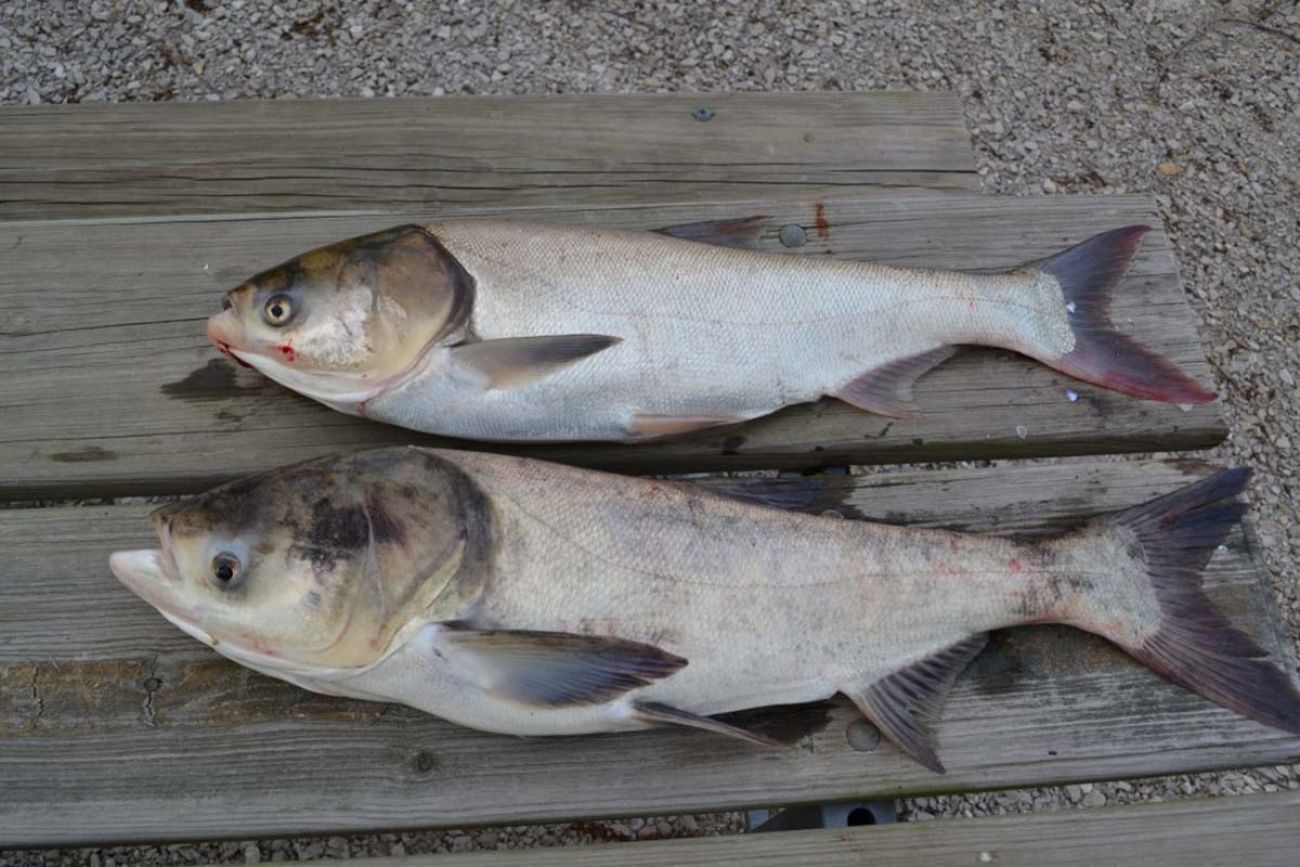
[131,448,494,669]
[210,225,474,381]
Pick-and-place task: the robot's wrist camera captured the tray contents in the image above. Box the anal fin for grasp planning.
[635,700,793,748]
[833,346,958,418]
[843,634,988,773]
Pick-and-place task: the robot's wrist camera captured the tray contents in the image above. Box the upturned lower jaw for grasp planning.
[108,549,171,602]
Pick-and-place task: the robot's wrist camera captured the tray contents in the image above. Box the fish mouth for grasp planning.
[109,512,197,627]
[108,546,196,624]
[206,308,250,361]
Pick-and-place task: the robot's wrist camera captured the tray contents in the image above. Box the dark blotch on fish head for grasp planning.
[121,447,495,669]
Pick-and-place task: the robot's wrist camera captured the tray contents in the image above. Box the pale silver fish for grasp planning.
[205,221,1215,442]
[110,448,1298,772]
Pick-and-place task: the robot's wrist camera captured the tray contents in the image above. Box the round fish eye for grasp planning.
[211,553,241,586]
[263,295,294,326]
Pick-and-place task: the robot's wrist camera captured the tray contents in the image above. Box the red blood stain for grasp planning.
[814,203,831,239]
[1009,557,1024,573]
[278,344,296,362]
[955,285,978,313]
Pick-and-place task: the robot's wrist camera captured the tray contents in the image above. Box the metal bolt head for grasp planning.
[692,107,714,122]
[779,224,808,248]
[846,719,881,752]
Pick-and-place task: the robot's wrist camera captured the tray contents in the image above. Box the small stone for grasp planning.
[1082,790,1106,807]
[1065,784,1083,803]
[1156,162,1180,177]
[1041,178,1057,193]
[243,845,261,864]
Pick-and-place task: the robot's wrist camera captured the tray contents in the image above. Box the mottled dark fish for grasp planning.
[110,449,1296,772]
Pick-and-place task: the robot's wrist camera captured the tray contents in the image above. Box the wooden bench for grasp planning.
[1,93,1294,860]
[335,791,1300,866]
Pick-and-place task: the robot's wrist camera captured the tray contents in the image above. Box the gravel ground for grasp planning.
[2,0,1297,863]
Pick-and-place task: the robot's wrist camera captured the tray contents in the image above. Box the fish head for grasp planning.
[206,225,474,404]
[110,448,492,671]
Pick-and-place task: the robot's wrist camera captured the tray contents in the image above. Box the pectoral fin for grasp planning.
[842,634,988,773]
[451,334,621,389]
[435,624,686,707]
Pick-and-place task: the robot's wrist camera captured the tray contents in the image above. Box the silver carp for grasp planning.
[205,221,1215,443]
[110,448,1298,772]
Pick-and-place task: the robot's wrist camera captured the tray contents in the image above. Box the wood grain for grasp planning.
[0,92,978,221]
[2,460,1294,847]
[343,791,1300,867]
[0,194,1224,499]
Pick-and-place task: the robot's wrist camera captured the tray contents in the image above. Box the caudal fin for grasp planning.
[1068,469,1300,734]
[1033,226,1216,404]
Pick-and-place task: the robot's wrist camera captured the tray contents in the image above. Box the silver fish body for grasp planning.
[207,221,1215,443]
[110,448,1299,772]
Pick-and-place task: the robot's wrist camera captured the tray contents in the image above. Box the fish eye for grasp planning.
[263,295,294,327]
[210,552,242,587]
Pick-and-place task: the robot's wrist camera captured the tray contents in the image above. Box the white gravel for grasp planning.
[1,0,1297,863]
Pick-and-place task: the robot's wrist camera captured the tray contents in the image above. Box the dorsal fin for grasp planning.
[652,216,769,249]
[843,634,988,773]
[833,346,958,418]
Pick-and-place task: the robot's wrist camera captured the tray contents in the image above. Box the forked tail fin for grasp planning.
[1032,226,1216,404]
[1062,468,1300,734]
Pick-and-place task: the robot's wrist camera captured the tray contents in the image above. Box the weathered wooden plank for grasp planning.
[345,791,1300,867]
[0,92,978,221]
[1,460,1293,847]
[0,194,1225,499]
